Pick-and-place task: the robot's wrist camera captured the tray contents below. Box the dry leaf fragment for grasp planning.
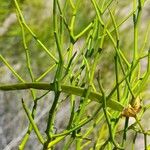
[121,97,142,117]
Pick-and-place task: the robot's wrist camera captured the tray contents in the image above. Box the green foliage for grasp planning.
[0,0,150,149]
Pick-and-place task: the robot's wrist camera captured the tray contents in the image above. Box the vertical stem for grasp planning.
[133,0,142,62]
[13,0,58,63]
[131,132,137,150]
[122,117,129,146]
[97,73,123,149]
[114,55,120,102]
[44,0,64,148]
[144,133,147,150]
[132,0,143,84]
[45,92,61,139]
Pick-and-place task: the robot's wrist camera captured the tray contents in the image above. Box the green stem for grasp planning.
[0,82,124,111]
[22,99,45,144]
[13,0,58,63]
[133,0,143,62]
[91,0,130,67]
[135,115,145,133]
[144,133,148,150]
[75,22,93,40]
[122,117,129,146]
[97,73,124,149]
[44,1,64,148]
[35,64,56,82]
[0,55,25,82]
[52,105,102,138]
[46,105,101,149]
[45,91,60,139]
[114,55,120,102]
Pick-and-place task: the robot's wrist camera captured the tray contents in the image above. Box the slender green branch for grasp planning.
[75,22,93,40]
[140,21,150,52]
[114,55,120,101]
[0,55,25,82]
[144,133,148,150]
[22,99,45,144]
[52,105,102,138]
[0,82,124,111]
[97,72,124,149]
[134,115,145,133]
[134,49,150,96]
[109,9,121,102]
[91,0,130,67]
[35,64,56,82]
[121,118,129,147]
[15,6,38,149]
[133,0,143,61]
[44,0,64,145]
[16,11,34,82]
[13,0,58,63]
[47,106,102,149]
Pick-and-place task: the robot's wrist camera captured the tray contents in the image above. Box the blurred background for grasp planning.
[0,0,150,149]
